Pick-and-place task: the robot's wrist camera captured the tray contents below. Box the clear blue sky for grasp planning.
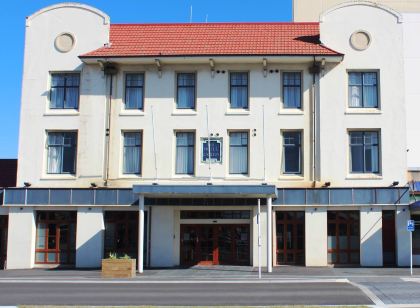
[0,0,292,159]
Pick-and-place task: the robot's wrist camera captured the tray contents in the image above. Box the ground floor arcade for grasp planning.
[0,185,414,270]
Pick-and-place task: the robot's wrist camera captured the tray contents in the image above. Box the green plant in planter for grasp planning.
[108,252,118,259]
[120,254,131,260]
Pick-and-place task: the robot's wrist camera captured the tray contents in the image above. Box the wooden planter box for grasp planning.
[101,259,136,278]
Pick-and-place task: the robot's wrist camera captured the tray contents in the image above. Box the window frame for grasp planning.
[282,130,303,175]
[175,131,196,175]
[349,130,381,174]
[124,72,145,110]
[282,71,303,109]
[347,71,380,109]
[228,130,249,175]
[122,131,143,175]
[229,72,249,110]
[49,73,80,110]
[46,131,78,175]
[176,72,196,110]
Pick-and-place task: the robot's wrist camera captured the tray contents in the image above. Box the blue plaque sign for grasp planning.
[202,139,222,162]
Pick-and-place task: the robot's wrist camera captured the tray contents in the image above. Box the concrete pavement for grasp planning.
[0,266,419,306]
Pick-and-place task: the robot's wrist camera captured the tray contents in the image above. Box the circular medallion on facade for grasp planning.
[350,31,371,51]
[55,33,75,53]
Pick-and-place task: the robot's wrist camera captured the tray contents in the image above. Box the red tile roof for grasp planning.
[80,22,342,58]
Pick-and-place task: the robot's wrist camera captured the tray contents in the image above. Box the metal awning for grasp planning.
[133,184,278,198]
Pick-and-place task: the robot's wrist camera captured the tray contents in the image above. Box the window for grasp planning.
[125,73,144,109]
[282,131,302,174]
[123,132,142,174]
[229,132,248,174]
[50,73,80,109]
[177,73,195,109]
[176,132,195,174]
[349,131,380,173]
[348,72,378,108]
[230,72,248,109]
[283,72,302,109]
[47,132,77,174]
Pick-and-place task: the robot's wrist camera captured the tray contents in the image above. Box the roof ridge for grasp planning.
[110,21,320,26]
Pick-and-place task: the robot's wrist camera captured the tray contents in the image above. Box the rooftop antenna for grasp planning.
[190,5,193,23]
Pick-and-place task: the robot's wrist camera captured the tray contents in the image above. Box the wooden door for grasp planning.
[276,212,305,265]
[382,210,396,266]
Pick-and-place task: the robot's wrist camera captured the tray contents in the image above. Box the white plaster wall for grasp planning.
[402,13,420,170]
[6,207,35,269]
[150,206,175,267]
[360,207,383,266]
[252,206,267,267]
[305,207,328,266]
[396,206,411,266]
[319,4,407,187]
[17,3,110,187]
[75,207,104,268]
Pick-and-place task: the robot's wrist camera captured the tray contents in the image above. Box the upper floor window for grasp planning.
[125,73,144,110]
[283,72,302,109]
[123,132,142,174]
[177,73,196,109]
[348,72,378,108]
[349,131,380,173]
[47,132,77,174]
[230,72,249,109]
[229,132,249,174]
[50,73,80,109]
[176,132,195,174]
[282,131,302,174]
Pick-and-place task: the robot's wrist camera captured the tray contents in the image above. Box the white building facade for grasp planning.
[0,2,412,271]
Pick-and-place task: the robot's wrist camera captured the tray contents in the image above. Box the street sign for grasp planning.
[408,220,415,232]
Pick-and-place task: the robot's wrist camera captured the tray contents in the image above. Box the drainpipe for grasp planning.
[99,61,118,186]
[309,58,324,184]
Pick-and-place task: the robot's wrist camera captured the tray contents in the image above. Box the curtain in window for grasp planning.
[50,75,65,109]
[364,132,379,173]
[283,73,301,108]
[363,73,378,108]
[125,74,144,109]
[283,132,301,174]
[47,133,63,174]
[230,73,248,109]
[350,131,379,173]
[123,132,141,174]
[177,74,195,109]
[348,73,363,108]
[176,132,194,174]
[229,132,248,174]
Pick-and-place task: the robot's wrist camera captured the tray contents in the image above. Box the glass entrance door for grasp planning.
[276,211,305,265]
[180,224,250,266]
[382,210,396,266]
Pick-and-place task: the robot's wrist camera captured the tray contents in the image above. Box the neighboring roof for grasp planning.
[0,159,17,188]
[80,22,342,58]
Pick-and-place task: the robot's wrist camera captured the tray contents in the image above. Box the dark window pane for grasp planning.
[50,73,80,109]
[283,72,302,109]
[230,72,248,109]
[95,190,118,205]
[177,73,195,109]
[50,190,71,205]
[71,190,94,205]
[27,190,49,205]
[283,131,301,174]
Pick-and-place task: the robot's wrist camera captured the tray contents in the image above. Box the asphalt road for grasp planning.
[0,282,372,306]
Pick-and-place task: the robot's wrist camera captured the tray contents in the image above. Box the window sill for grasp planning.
[119,175,142,179]
[345,174,383,180]
[225,110,250,116]
[278,175,304,181]
[345,108,382,115]
[40,175,77,180]
[119,110,146,117]
[43,110,79,116]
[171,111,197,116]
[278,110,304,116]
[225,174,250,179]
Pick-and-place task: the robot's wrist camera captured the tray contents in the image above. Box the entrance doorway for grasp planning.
[0,216,7,269]
[382,210,396,266]
[327,211,360,265]
[276,211,305,265]
[35,211,76,265]
[180,224,250,266]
